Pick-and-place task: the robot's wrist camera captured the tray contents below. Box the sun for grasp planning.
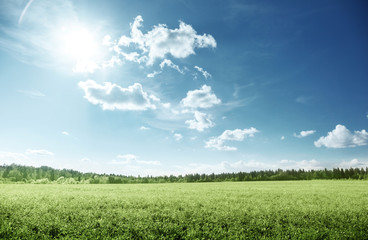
[61,26,98,60]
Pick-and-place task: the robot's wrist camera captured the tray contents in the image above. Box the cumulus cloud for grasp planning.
[314,124,368,148]
[78,80,156,111]
[281,136,285,140]
[181,85,221,109]
[294,130,316,138]
[338,159,368,169]
[185,111,214,132]
[117,15,216,65]
[194,66,211,79]
[205,128,259,151]
[174,133,183,141]
[140,126,150,130]
[62,131,69,136]
[26,149,54,156]
[160,59,183,74]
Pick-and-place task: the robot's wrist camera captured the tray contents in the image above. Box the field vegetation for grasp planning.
[1,181,368,239]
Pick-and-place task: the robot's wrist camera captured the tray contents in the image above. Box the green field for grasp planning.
[1,181,368,239]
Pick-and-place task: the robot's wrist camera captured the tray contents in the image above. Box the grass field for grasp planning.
[1,181,368,239]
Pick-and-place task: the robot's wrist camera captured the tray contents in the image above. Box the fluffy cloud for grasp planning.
[294,130,316,138]
[194,66,211,79]
[205,128,259,151]
[139,126,150,130]
[185,111,214,132]
[314,124,368,148]
[338,159,368,169]
[78,80,156,111]
[181,85,221,109]
[160,59,183,74]
[118,15,216,65]
[62,131,69,136]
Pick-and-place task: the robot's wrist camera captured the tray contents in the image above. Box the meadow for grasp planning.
[1,181,368,239]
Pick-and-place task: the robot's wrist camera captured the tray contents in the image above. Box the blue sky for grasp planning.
[0,0,367,176]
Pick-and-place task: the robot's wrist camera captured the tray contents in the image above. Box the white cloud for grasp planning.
[181,85,221,109]
[185,111,214,132]
[281,136,285,140]
[0,151,28,165]
[112,154,160,165]
[117,15,216,65]
[314,124,368,148]
[180,159,323,174]
[147,71,162,78]
[338,159,368,169]
[78,80,156,111]
[279,159,323,170]
[113,154,138,164]
[140,126,150,130]
[18,89,45,98]
[26,149,54,156]
[160,59,183,74]
[174,133,183,141]
[294,130,316,138]
[205,128,259,151]
[0,149,55,166]
[80,157,91,163]
[62,131,69,136]
[194,66,211,79]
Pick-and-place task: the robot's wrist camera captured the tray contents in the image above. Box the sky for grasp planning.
[0,0,367,176]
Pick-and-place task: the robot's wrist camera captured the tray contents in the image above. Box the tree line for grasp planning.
[0,164,367,184]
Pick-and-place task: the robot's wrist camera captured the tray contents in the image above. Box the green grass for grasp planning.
[1,181,368,239]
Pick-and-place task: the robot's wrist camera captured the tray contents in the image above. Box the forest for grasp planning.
[0,164,367,184]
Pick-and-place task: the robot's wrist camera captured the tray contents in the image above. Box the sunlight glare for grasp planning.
[61,26,98,60]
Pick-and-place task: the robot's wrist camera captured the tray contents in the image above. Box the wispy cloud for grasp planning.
[194,66,211,79]
[174,133,183,141]
[18,89,46,98]
[18,0,35,25]
[26,149,54,156]
[160,59,184,74]
[112,154,160,165]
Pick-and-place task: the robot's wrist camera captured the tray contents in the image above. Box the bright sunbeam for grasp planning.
[61,26,98,60]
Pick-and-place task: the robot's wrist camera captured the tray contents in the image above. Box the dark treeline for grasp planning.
[0,164,368,184]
